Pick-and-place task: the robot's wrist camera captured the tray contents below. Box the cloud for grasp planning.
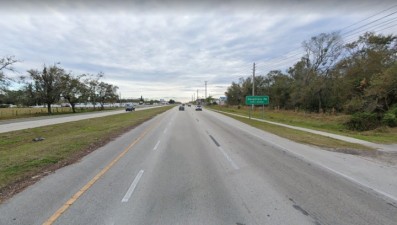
[1,0,396,101]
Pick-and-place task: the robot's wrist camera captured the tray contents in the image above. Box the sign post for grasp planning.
[245,96,269,119]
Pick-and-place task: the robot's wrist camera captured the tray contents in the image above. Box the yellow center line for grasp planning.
[42,118,162,225]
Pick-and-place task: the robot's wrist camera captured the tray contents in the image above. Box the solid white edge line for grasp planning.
[153,140,161,151]
[207,109,397,203]
[242,128,397,203]
[218,146,239,170]
[121,170,144,203]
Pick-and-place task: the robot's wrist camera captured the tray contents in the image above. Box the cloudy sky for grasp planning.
[1,0,396,102]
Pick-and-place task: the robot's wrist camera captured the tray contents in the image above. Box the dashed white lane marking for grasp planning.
[153,140,161,151]
[218,146,239,170]
[163,128,168,134]
[122,170,144,203]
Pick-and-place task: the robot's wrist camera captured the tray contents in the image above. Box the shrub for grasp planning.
[382,106,397,127]
[345,112,380,131]
[382,113,397,127]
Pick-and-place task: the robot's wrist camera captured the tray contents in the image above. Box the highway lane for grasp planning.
[0,105,162,134]
[0,106,396,225]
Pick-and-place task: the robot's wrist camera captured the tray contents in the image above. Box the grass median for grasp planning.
[0,106,173,202]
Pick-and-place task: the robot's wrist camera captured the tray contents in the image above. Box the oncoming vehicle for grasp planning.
[125,103,135,111]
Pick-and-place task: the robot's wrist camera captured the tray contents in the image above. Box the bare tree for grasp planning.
[302,32,344,112]
[0,56,20,91]
[302,32,343,76]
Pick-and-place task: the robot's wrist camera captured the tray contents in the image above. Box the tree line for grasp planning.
[0,62,119,114]
[225,32,397,130]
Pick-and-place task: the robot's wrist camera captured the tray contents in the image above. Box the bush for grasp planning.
[382,106,397,127]
[382,113,397,127]
[345,112,380,131]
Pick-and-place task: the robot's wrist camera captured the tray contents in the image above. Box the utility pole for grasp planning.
[205,81,207,99]
[119,92,122,107]
[252,62,255,96]
[252,62,256,110]
[197,89,199,104]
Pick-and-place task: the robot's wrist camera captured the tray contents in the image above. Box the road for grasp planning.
[0,106,162,134]
[0,106,396,225]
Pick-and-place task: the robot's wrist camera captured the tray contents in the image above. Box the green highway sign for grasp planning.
[245,96,269,105]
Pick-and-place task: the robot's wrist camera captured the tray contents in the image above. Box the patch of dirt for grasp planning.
[322,146,397,166]
[374,152,397,165]
[0,123,144,204]
[321,146,378,157]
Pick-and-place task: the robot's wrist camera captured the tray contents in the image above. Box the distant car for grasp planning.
[179,105,185,111]
[188,104,191,107]
[195,105,202,111]
[125,103,135,111]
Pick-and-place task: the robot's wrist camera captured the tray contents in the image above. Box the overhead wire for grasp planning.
[257,4,397,75]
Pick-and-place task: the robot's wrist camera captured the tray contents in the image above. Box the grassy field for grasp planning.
[223,113,374,152]
[0,107,121,120]
[0,106,173,202]
[208,105,397,144]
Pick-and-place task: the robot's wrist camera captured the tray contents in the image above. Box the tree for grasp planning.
[27,64,64,114]
[340,32,397,113]
[302,32,343,75]
[205,95,214,104]
[97,81,119,110]
[365,62,397,112]
[84,73,103,109]
[301,32,344,112]
[60,74,86,113]
[288,59,312,110]
[264,70,293,109]
[225,80,243,105]
[0,56,19,91]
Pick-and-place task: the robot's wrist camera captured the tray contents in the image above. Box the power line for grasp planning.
[259,5,397,74]
[338,4,397,31]
[341,10,397,36]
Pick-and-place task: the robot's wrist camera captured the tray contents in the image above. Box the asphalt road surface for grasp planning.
[0,106,396,225]
[0,105,161,134]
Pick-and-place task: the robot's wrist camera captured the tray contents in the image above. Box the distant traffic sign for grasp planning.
[245,96,269,105]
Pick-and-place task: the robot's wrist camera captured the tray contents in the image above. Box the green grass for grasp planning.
[209,105,397,144]
[224,113,373,152]
[0,106,172,198]
[0,107,122,120]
